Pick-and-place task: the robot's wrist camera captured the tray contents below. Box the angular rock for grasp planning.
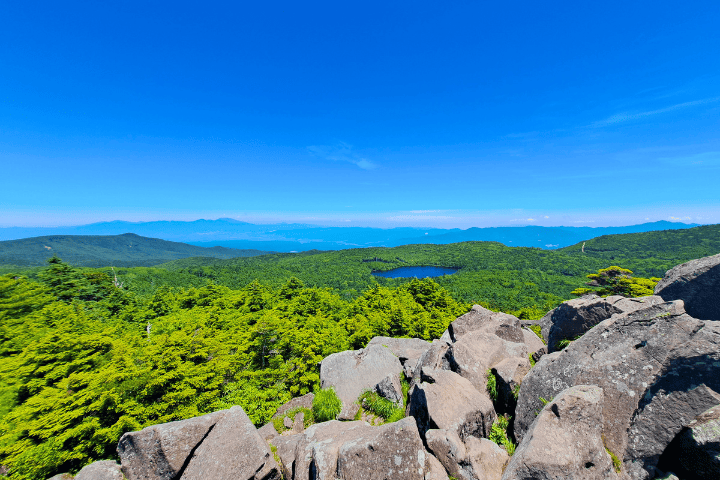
[426,429,508,480]
[320,344,403,420]
[493,356,531,415]
[118,410,226,480]
[448,330,527,395]
[180,405,280,480]
[270,418,430,480]
[410,339,452,389]
[521,327,545,357]
[449,305,523,342]
[424,452,450,480]
[257,422,279,441]
[514,301,720,480]
[375,372,403,406]
[539,294,664,353]
[291,412,304,433]
[502,385,619,480]
[283,416,293,430]
[530,347,546,365]
[47,475,73,480]
[659,403,720,480]
[336,417,431,479]
[273,392,314,419]
[409,368,496,442]
[655,252,720,320]
[74,461,124,480]
[368,336,432,378]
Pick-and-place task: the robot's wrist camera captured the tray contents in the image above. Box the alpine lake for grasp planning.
[371,266,459,279]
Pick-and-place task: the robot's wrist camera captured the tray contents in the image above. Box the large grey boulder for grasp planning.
[180,406,281,480]
[269,418,432,480]
[655,252,720,320]
[409,338,452,391]
[449,305,523,342]
[659,403,720,479]
[539,295,663,353]
[502,385,620,480]
[521,328,545,357]
[74,461,124,480]
[408,368,496,442]
[118,410,226,480]
[368,336,432,378]
[448,330,528,396]
[426,429,508,480]
[514,300,720,480]
[320,344,403,420]
[424,452,450,480]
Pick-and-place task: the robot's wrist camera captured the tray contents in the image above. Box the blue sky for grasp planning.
[1,1,719,228]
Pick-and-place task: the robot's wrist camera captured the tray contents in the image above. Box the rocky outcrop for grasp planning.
[655,252,720,320]
[492,356,531,415]
[408,368,496,441]
[257,422,279,441]
[117,410,226,480]
[514,300,720,479]
[539,295,664,353]
[273,392,314,418]
[448,330,527,395]
[426,429,508,480]
[375,372,403,406]
[411,339,451,385]
[74,461,124,480]
[368,336,432,378]
[320,344,403,420]
[659,403,720,479]
[449,305,523,342]
[502,385,620,480]
[269,417,432,480]
[521,328,544,357]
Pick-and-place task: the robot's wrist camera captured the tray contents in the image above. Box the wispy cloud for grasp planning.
[307,142,378,170]
[659,151,720,167]
[591,96,720,127]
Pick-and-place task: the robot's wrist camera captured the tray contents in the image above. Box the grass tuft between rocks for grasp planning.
[357,390,404,424]
[312,387,342,422]
[489,414,516,455]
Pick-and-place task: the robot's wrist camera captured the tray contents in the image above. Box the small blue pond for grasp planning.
[372,266,459,279]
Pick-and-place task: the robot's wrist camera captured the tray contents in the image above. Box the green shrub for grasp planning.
[489,414,516,455]
[312,387,342,422]
[272,406,314,433]
[486,370,498,403]
[528,353,536,367]
[357,390,404,424]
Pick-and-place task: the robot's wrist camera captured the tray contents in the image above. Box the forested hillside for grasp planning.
[0,233,269,267]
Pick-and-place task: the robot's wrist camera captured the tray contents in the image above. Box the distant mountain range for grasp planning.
[0,233,269,267]
[0,219,702,254]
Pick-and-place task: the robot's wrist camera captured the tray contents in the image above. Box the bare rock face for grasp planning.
[655,252,720,320]
[117,410,226,480]
[367,336,432,378]
[180,406,281,480]
[269,418,431,480]
[521,328,545,357]
[320,344,403,420]
[74,461,124,480]
[408,368,496,442]
[659,403,720,479]
[514,301,720,480]
[539,295,664,353]
[448,330,528,396]
[375,372,404,406]
[424,452,450,480]
[426,429,508,480]
[257,422,279,441]
[449,305,523,342]
[502,385,620,480]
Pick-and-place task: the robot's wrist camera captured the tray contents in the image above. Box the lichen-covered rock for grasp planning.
[118,410,226,480]
[180,406,281,480]
[655,252,720,320]
[74,461,124,480]
[514,301,720,480]
[539,295,664,353]
[409,368,496,442]
[320,344,403,420]
[502,385,620,480]
[659,403,720,480]
[368,336,432,378]
[270,418,431,480]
